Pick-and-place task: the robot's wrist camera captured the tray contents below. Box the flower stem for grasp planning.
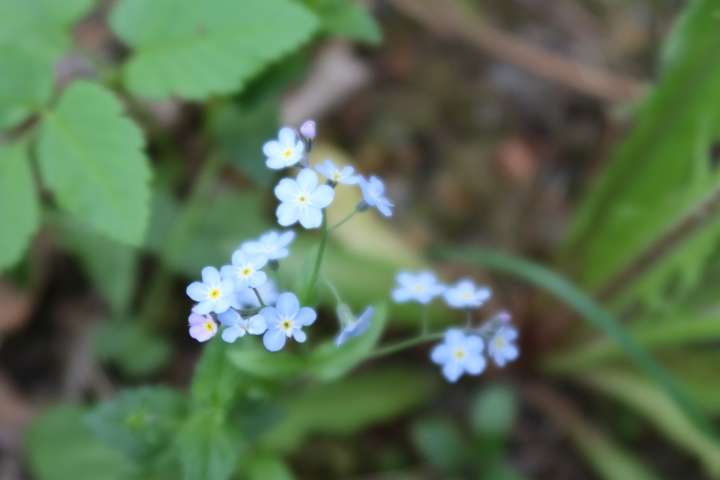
[304,214,329,304]
[368,331,445,360]
[330,209,358,231]
[421,308,429,334]
[252,288,266,307]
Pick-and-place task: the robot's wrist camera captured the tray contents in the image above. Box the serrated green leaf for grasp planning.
[566,0,720,310]
[37,81,152,246]
[0,47,53,129]
[0,141,40,271]
[86,387,187,461]
[26,405,137,480]
[110,0,319,100]
[303,0,382,44]
[93,320,171,377]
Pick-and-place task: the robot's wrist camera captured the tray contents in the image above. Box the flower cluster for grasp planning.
[392,271,519,382]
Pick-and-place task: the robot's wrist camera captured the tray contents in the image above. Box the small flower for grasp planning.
[443,279,491,309]
[188,313,218,342]
[336,306,374,347]
[186,266,234,314]
[263,127,305,170]
[217,309,267,343]
[392,271,446,304]
[221,250,268,289]
[430,329,486,382]
[242,230,295,261]
[234,280,279,309]
[299,119,316,140]
[359,176,394,217]
[261,292,317,352]
[315,159,361,185]
[274,168,335,229]
[488,325,519,367]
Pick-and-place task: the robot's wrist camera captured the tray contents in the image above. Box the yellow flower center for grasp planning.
[204,321,215,332]
[494,337,506,349]
[462,291,473,300]
[241,267,252,277]
[281,318,294,332]
[453,348,466,360]
[333,171,341,181]
[282,148,293,159]
[297,194,308,204]
[413,284,426,294]
[209,288,221,300]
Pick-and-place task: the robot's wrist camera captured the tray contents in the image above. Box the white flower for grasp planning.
[241,230,295,261]
[431,329,486,382]
[443,279,491,309]
[263,127,305,170]
[217,309,267,343]
[315,159,361,185]
[220,251,268,289]
[359,176,393,217]
[274,168,335,229]
[488,326,519,367]
[392,271,446,304]
[186,266,234,315]
[336,306,374,347]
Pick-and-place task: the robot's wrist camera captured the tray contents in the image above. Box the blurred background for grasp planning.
[4,0,720,478]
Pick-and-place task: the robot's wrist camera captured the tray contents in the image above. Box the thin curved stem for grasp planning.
[303,215,329,303]
[330,209,359,231]
[252,288,266,307]
[368,331,445,360]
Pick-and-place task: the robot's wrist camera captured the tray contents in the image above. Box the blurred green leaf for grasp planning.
[110,0,319,100]
[0,0,94,128]
[470,384,518,437]
[175,408,241,480]
[308,303,388,381]
[86,387,186,461]
[94,320,172,377]
[27,405,137,480]
[580,369,720,477]
[191,340,245,410]
[439,247,718,443]
[227,340,308,381]
[566,0,720,310]
[411,417,468,472]
[302,0,382,44]
[0,141,39,271]
[37,81,152,246]
[262,369,439,452]
[246,454,295,480]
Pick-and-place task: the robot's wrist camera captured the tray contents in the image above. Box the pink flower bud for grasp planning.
[299,119,316,140]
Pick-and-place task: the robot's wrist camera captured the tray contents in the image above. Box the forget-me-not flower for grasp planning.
[234,280,279,309]
[221,250,268,289]
[187,266,234,314]
[431,329,486,382]
[336,306,374,347]
[488,325,519,367]
[444,279,491,309]
[263,127,305,170]
[299,119,316,140]
[392,271,446,304]
[275,168,335,229]
[242,230,295,261]
[261,292,317,351]
[217,309,267,343]
[315,159,361,185]
[188,313,218,342]
[359,176,394,217]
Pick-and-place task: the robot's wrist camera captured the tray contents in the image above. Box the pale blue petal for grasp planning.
[442,362,463,383]
[392,287,412,303]
[249,271,267,288]
[221,325,245,343]
[263,329,286,352]
[311,185,335,208]
[299,206,322,229]
[274,178,298,202]
[187,282,209,302]
[430,344,450,364]
[266,155,287,170]
[276,292,299,317]
[277,202,300,226]
[260,306,280,327]
[217,309,240,326]
[263,140,281,157]
[192,300,213,315]
[212,298,231,314]
[247,315,267,335]
[293,329,307,343]
[445,328,465,346]
[465,354,486,375]
[296,307,316,326]
[297,168,318,191]
[278,127,296,146]
[201,266,220,285]
[465,335,485,354]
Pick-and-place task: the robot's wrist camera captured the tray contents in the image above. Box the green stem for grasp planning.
[368,331,445,360]
[303,214,329,303]
[420,308,429,334]
[252,288,266,307]
[330,209,358,231]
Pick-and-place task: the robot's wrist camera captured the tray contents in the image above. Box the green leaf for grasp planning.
[175,408,241,480]
[565,0,720,310]
[191,340,245,410]
[26,405,137,480]
[86,387,187,461]
[308,303,388,381]
[246,454,295,480]
[580,369,720,478]
[302,0,382,44]
[437,247,719,443]
[110,0,319,100]
[37,81,152,245]
[261,368,439,452]
[470,384,518,437]
[93,320,172,377]
[0,141,39,270]
[227,342,307,382]
[52,216,137,314]
[411,417,468,472]
[0,0,95,127]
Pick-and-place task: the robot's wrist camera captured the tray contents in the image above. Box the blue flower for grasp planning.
[488,325,519,367]
[274,168,335,229]
[217,309,267,343]
[315,159,361,185]
[241,230,295,261]
[260,292,317,352]
[430,329,486,382]
[263,127,305,170]
[392,271,446,304]
[443,278,491,309]
[336,306,374,347]
[220,250,268,289]
[233,280,279,309]
[188,313,218,342]
[186,266,234,314]
[359,176,394,217]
